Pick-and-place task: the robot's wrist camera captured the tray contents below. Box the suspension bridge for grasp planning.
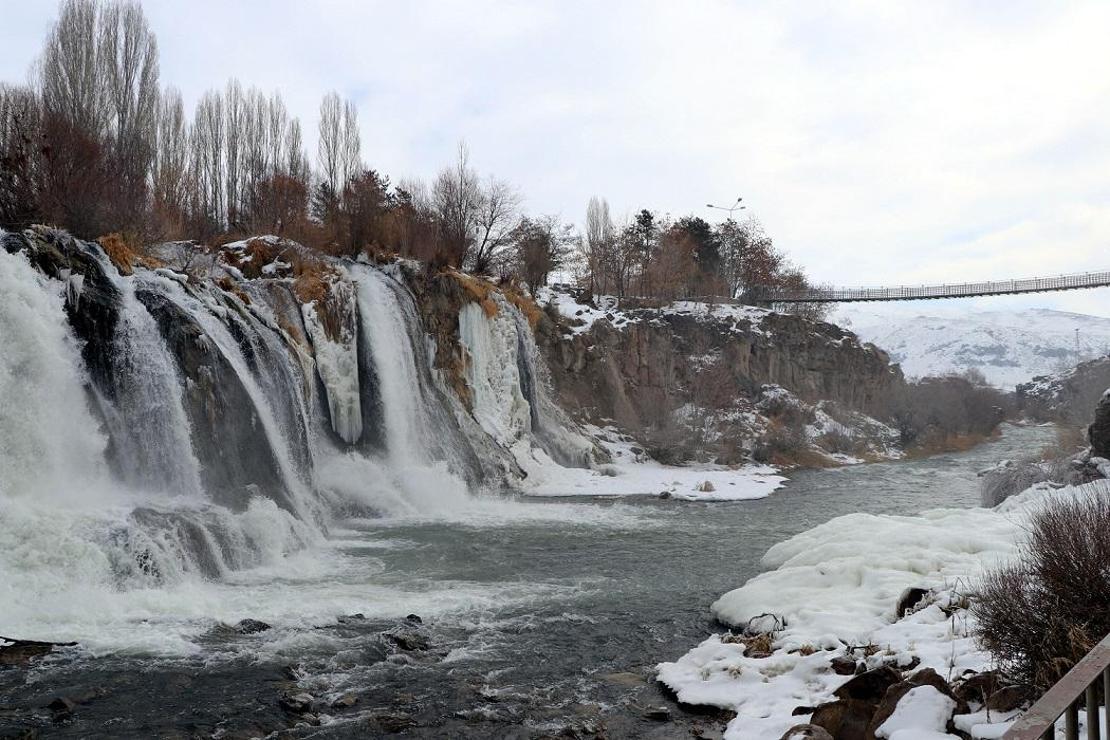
[747,269,1110,304]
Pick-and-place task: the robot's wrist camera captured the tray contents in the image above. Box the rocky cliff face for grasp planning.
[1018,356,1110,425]
[535,290,906,464]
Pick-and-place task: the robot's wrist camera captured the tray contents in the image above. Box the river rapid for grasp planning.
[0,423,1055,739]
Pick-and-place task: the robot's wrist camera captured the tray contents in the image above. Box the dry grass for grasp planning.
[502,285,546,329]
[974,487,1110,689]
[721,632,775,659]
[451,271,499,318]
[97,233,161,275]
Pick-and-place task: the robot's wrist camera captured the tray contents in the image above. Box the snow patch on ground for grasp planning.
[658,481,1109,738]
[521,425,785,501]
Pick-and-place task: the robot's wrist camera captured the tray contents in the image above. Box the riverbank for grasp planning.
[658,425,1094,738]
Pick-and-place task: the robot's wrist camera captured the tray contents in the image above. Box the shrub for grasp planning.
[973,488,1110,689]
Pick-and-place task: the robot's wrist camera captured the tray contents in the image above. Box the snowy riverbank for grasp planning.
[658,479,1108,738]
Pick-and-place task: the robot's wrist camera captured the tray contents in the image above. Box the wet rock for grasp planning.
[987,684,1034,712]
[279,692,315,714]
[383,620,431,651]
[0,636,76,667]
[833,666,901,703]
[48,697,77,715]
[405,613,423,624]
[642,705,671,721]
[896,587,930,618]
[337,613,365,625]
[779,723,834,740]
[953,670,1001,705]
[830,656,858,675]
[659,491,672,499]
[330,693,359,709]
[233,619,271,634]
[809,699,875,740]
[366,710,416,733]
[281,664,305,681]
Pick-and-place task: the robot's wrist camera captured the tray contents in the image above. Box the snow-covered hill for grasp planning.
[838,307,1110,389]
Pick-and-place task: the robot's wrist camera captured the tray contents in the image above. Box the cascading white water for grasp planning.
[312,265,476,517]
[355,268,430,462]
[108,280,205,497]
[150,273,320,522]
[0,248,110,500]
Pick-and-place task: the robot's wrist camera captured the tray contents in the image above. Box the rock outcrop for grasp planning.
[537,294,905,464]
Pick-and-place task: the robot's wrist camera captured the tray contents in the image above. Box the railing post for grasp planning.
[1086,683,1098,740]
[1068,699,1080,740]
[1104,667,1110,739]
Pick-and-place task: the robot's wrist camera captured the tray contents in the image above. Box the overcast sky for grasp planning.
[4,0,1110,316]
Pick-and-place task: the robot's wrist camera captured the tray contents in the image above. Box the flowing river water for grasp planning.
[0,423,1056,739]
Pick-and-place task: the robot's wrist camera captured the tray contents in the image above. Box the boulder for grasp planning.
[233,618,272,634]
[0,636,77,667]
[834,666,902,703]
[778,723,834,740]
[809,699,875,740]
[953,670,1001,705]
[830,656,858,675]
[382,620,431,652]
[279,692,315,714]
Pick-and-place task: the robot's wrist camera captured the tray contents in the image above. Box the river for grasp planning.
[0,423,1055,738]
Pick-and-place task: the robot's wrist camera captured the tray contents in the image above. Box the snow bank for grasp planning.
[658,481,1107,739]
[522,425,785,501]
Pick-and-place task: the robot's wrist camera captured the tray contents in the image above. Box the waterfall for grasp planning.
[354,267,431,463]
[104,278,205,497]
[0,248,110,501]
[0,227,606,647]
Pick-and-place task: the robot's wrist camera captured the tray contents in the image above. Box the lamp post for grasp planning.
[707,197,745,220]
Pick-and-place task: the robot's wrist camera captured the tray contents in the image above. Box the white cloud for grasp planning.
[2,0,1109,314]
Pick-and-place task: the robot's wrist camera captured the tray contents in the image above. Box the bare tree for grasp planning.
[150,86,187,234]
[340,97,360,186]
[99,0,159,195]
[317,91,342,195]
[190,89,224,230]
[431,141,481,267]
[0,84,42,229]
[222,79,244,225]
[39,0,108,140]
[583,196,615,295]
[470,175,520,273]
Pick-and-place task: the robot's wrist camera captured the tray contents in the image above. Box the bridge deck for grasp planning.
[750,270,1110,303]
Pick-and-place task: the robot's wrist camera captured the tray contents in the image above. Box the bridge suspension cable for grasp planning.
[747,269,1110,303]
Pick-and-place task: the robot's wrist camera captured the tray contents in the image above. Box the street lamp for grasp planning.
[707,197,745,220]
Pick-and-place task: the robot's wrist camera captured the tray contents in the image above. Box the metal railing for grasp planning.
[1004,634,1110,740]
[747,269,1110,304]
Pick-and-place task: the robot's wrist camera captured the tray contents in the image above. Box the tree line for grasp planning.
[0,0,822,314]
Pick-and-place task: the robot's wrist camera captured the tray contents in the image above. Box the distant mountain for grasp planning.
[838,308,1110,389]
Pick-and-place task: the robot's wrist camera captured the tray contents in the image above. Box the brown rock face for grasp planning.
[538,306,904,463]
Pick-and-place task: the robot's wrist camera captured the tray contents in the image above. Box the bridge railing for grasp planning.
[748,269,1110,303]
[1003,632,1110,740]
